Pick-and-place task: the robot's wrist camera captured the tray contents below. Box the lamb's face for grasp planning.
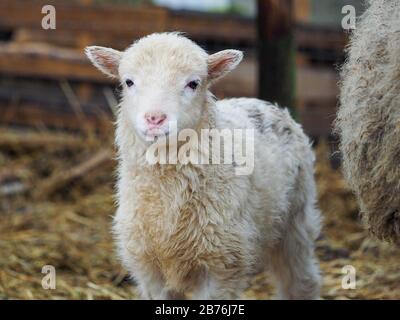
[86,33,242,141]
[118,35,209,140]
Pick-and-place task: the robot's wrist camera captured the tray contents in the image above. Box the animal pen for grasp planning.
[0,0,399,300]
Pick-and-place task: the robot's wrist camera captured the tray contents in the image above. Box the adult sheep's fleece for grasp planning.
[336,0,400,243]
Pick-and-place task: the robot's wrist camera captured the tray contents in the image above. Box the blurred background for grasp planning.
[0,0,366,136]
[0,0,399,300]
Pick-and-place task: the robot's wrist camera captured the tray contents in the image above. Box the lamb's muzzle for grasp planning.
[86,32,322,299]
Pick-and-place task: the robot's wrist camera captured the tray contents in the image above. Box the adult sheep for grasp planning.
[86,33,321,299]
[336,0,400,244]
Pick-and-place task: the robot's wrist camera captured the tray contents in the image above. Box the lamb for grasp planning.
[336,0,400,244]
[85,33,321,299]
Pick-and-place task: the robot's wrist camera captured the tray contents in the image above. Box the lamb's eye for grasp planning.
[186,80,199,90]
[125,79,134,87]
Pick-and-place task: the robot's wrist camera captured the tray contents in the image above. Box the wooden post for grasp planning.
[257,0,295,111]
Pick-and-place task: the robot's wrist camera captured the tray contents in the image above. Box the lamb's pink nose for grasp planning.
[145,112,167,126]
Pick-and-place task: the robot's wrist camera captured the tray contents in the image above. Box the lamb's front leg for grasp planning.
[134,266,185,300]
[191,272,245,300]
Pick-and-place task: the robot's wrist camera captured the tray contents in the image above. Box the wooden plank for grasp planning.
[0,102,110,130]
[168,11,256,44]
[0,42,114,83]
[295,24,347,53]
[0,77,111,116]
[13,28,134,51]
[0,1,167,36]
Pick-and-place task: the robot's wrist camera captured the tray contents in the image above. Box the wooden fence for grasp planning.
[0,0,346,136]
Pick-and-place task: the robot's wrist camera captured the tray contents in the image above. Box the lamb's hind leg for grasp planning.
[268,207,321,300]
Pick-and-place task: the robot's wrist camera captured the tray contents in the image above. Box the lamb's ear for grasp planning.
[207,49,243,82]
[85,46,122,78]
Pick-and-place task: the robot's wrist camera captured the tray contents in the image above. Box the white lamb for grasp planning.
[86,33,321,300]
